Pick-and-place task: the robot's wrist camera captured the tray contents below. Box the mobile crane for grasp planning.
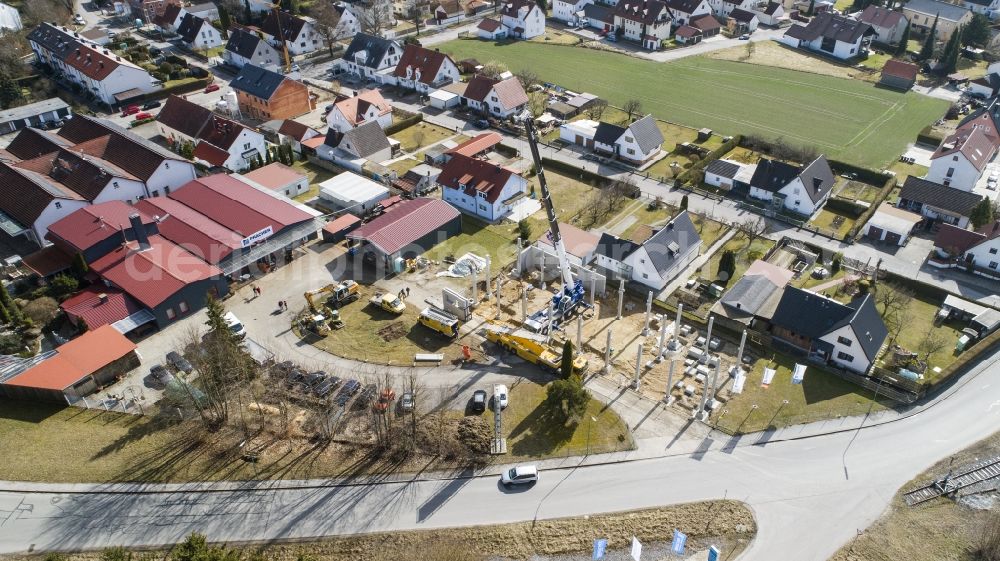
[522,117,590,333]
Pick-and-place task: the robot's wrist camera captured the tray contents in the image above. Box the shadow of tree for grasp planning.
[508,402,579,457]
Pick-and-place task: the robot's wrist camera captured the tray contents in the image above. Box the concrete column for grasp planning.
[471,266,478,304]
[485,256,492,301]
[589,275,596,306]
[576,314,583,350]
[495,280,501,319]
[616,279,625,320]
[634,343,643,391]
[540,253,546,291]
[545,301,555,343]
[521,286,527,322]
[657,314,668,360]
[664,358,676,405]
[669,303,683,351]
[641,290,653,336]
[707,362,721,405]
[604,329,613,374]
[697,371,709,418]
[514,238,522,276]
[732,330,748,376]
[703,316,714,359]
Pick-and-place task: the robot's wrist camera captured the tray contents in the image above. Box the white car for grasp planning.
[74,14,85,25]
[224,312,246,338]
[500,465,538,486]
[494,384,508,410]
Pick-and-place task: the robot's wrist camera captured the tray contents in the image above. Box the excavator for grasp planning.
[304,280,360,313]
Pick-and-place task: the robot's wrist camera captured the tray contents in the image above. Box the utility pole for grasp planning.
[642,290,653,336]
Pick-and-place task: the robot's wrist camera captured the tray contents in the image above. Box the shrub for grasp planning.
[23,297,58,326]
[49,274,78,299]
[545,378,590,422]
[0,333,22,354]
[456,416,491,455]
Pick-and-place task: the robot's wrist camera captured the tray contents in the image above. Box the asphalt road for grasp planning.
[1,342,998,559]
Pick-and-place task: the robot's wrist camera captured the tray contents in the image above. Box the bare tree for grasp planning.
[585,99,609,120]
[310,1,352,56]
[360,1,393,35]
[875,283,914,319]
[514,68,540,90]
[479,60,508,79]
[408,0,430,35]
[737,216,768,249]
[885,307,912,347]
[622,99,642,122]
[974,510,1000,561]
[528,91,547,118]
[412,130,426,149]
[918,330,947,362]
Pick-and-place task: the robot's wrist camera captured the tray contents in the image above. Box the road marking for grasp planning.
[988,400,1000,411]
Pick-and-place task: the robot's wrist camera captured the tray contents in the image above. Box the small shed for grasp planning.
[429,89,460,109]
[319,171,390,216]
[879,59,919,91]
[547,102,578,120]
[322,213,361,243]
[559,119,600,148]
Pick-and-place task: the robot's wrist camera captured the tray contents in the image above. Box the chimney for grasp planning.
[98,293,108,304]
[129,213,151,251]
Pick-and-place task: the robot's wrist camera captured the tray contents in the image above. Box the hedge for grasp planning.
[917,125,943,148]
[824,196,867,219]
[925,329,1000,394]
[138,77,213,103]
[846,174,896,240]
[826,158,892,186]
[540,157,611,187]
[677,134,741,184]
[384,113,423,135]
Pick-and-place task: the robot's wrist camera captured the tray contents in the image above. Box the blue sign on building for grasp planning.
[593,538,608,560]
[671,530,687,555]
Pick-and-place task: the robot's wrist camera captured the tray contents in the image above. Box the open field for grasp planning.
[706,40,864,80]
[390,121,456,152]
[438,40,948,167]
[3,503,755,561]
[879,293,964,381]
[887,160,929,187]
[828,431,1000,561]
[713,353,889,434]
[423,214,519,267]
[810,208,857,239]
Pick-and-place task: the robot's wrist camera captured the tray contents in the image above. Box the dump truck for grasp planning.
[304,280,359,312]
[369,292,406,314]
[484,322,588,374]
[418,307,460,338]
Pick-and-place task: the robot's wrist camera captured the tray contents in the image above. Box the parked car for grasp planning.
[224,312,246,338]
[74,14,85,24]
[373,389,395,412]
[166,351,193,374]
[500,465,538,486]
[323,103,334,114]
[473,119,489,129]
[121,105,140,117]
[286,369,306,388]
[142,100,162,110]
[400,392,415,412]
[739,33,750,40]
[313,379,337,398]
[134,112,154,120]
[148,364,173,388]
[149,46,162,57]
[303,371,326,388]
[205,83,220,93]
[336,380,362,406]
[494,384,509,410]
[471,389,487,413]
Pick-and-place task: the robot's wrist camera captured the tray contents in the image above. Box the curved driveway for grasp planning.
[1,344,999,560]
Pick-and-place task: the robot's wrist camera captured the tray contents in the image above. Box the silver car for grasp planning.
[500,465,538,486]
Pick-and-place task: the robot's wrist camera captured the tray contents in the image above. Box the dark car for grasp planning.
[336,380,363,407]
[142,100,162,110]
[147,364,173,388]
[473,118,489,129]
[304,371,326,388]
[471,389,487,413]
[286,369,306,388]
[148,46,162,57]
[165,351,193,374]
[313,379,336,398]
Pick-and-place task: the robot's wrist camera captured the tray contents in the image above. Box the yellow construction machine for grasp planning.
[484,321,588,375]
[304,280,359,313]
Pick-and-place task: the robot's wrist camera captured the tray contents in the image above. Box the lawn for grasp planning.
[614,203,728,250]
[879,294,964,381]
[437,40,948,167]
[887,160,929,186]
[500,378,633,458]
[810,208,857,239]
[834,179,885,203]
[290,160,340,202]
[713,353,888,434]
[521,170,602,235]
[792,267,847,290]
[390,121,456,152]
[423,214,520,267]
[387,157,420,177]
[528,28,580,45]
[700,234,775,286]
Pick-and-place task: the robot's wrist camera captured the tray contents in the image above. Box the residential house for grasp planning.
[963,0,1000,15]
[477,17,508,38]
[392,163,441,197]
[934,221,1000,276]
[500,0,546,38]
[592,114,665,164]
[177,14,223,52]
[584,3,616,30]
[437,153,528,222]
[902,0,971,42]
[326,3,361,38]
[129,0,178,22]
[339,33,403,78]
[712,0,754,19]
[898,176,984,228]
[704,158,756,191]
[156,95,268,172]
[459,75,530,118]
[318,121,393,170]
[675,25,703,42]
[728,8,758,33]
[594,211,702,291]
[391,45,460,93]
[28,23,159,108]
[327,90,393,133]
[968,74,1000,99]
[152,2,185,33]
[781,13,874,60]
[230,64,314,120]
[879,59,919,90]
[536,222,601,266]
[711,259,794,329]
[553,0,592,25]
[667,0,712,26]
[185,2,220,21]
[261,10,321,56]
[613,0,673,50]
[241,162,310,198]
[751,1,783,26]
[926,98,1000,190]
[433,0,477,23]
[0,2,23,31]
[863,202,923,245]
[223,28,282,71]
[748,154,835,217]
[274,119,321,154]
[858,6,908,45]
[0,98,71,135]
[769,287,888,374]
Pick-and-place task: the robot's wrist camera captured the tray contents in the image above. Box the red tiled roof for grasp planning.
[447,132,502,157]
[135,197,243,264]
[193,141,231,166]
[490,77,529,111]
[89,235,221,308]
[3,325,136,391]
[302,136,327,149]
[347,198,459,255]
[881,59,918,82]
[277,119,317,141]
[933,126,998,172]
[22,245,73,277]
[935,223,986,254]
[392,44,455,85]
[168,174,314,236]
[438,153,521,203]
[46,201,155,254]
[332,90,392,126]
[64,44,121,81]
[323,213,360,235]
[675,25,701,38]
[478,17,501,31]
[463,75,498,102]
[242,162,307,191]
[690,13,721,30]
[60,286,143,329]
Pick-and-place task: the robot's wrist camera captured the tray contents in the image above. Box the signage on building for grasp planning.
[240,225,274,248]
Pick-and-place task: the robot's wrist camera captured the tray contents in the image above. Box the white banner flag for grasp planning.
[761,367,776,388]
[792,363,807,385]
[631,536,642,561]
[732,371,746,394]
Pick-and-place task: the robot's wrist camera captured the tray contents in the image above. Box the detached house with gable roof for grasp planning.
[437,153,528,222]
[177,13,223,52]
[391,44,460,93]
[223,28,282,71]
[327,90,393,133]
[666,0,711,26]
[926,100,1000,191]
[156,95,268,172]
[153,3,186,33]
[591,114,665,165]
[459,75,530,118]
[339,33,403,79]
[261,10,321,56]
[748,154,835,217]
[770,287,888,374]
[594,210,701,291]
[229,64,314,120]
[934,221,1000,277]
[318,120,393,170]
[781,12,874,60]
[857,6,908,45]
[903,0,971,42]
[500,0,545,38]
[613,0,673,50]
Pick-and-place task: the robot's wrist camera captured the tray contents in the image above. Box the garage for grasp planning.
[867,225,883,240]
[884,231,902,246]
[863,203,922,247]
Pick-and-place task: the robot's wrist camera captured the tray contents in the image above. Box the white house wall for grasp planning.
[926,155,982,192]
[146,159,198,195]
[818,324,872,374]
[33,199,90,246]
[92,177,148,203]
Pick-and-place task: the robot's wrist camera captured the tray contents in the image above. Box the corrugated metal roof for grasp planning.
[348,198,459,255]
[2,325,136,391]
[169,174,314,237]
[60,286,143,329]
[135,197,243,264]
[46,201,155,253]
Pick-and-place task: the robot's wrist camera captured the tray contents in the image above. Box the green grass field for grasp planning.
[438,40,948,168]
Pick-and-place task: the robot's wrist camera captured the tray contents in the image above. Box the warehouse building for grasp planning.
[347,198,460,270]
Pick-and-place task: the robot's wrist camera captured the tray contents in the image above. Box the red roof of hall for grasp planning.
[60,286,144,329]
[135,197,244,264]
[347,198,459,255]
[46,201,156,253]
[3,325,136,391]
[168,174,313,237]
[89,234,221,308]
[447,132,502,157]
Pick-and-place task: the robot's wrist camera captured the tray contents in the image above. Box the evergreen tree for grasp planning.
[918,14,938,61]
[680,194,689,210]
[536,0,548,11]
[970,198,995,228]
[718,250,737,281]
[560,340,575,379]
[265,148,274,165]
[0,298,11,325]
[942,27,962,74]
[218,5,232,38]
[806,0,815,16]
[284,144,295,165]
[71,252,88,278]
[895,22,910,57]
[963,13,990,47]
[0,286,23,324]
[0,74,20,109]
